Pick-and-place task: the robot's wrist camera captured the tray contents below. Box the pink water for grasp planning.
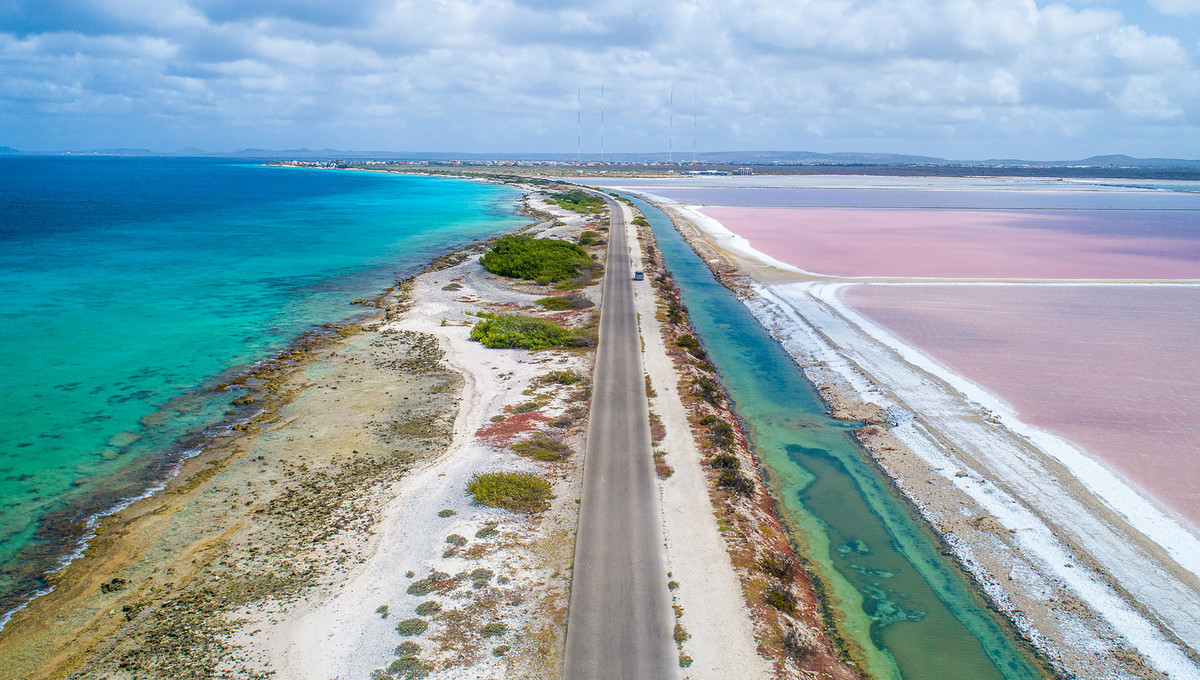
[702,207,1200,279]
[843,284,1200,526]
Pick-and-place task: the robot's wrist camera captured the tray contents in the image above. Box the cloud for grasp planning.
[0,0,1196,158]
[1148,0,1200,17]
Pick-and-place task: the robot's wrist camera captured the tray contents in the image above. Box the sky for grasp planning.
[1,0,1199,159]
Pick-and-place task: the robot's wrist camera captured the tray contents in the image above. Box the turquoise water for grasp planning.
[0,158,525,618]
[631,196,1046,680]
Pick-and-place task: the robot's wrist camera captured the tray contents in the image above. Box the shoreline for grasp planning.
[650,197,1200,679]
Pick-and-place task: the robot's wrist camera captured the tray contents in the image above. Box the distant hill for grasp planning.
[0,146,19,154]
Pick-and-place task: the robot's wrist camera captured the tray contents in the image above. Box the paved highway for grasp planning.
[563,195,677,678]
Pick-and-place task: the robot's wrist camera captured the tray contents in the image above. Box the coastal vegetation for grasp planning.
[536,291,594,310]
[470,313,596,350]
[467,471,552,514]
[548,190,606,214]
[480,234,594,284]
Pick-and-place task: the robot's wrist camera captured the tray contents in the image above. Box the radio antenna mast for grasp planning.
[600,84,605,164]
[576,86,581,165]
[669,86,674,164]
[692,87,697,164]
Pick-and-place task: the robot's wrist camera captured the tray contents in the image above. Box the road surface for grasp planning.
[563,194,677,678]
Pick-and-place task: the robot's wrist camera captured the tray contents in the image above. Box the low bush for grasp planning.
[710,453,740,469]
[543,370,583,385]
[759,555,796,580]
[475,522,499,539]
[406,570,450,596]
[471,313,596,350]
[693,376,724,405]
[764,585,797,614]
[470,568,494,589]
[467,471,553,514]
[376,605,390,619]
[445,534,467,546]
[395,642,420,656]
[549,415,573,428]
[632,216,650,227]
[481,621,509,637]
[512,433,572,462]
[666,303,687,324]
[480,234,593,284]
[717,469,755,496]
[395,618,429,636]
[415,601,441,616]
[437,509,456,518]
[511,401,540,414]
[387,655,429,679]
[536,292,593,311]
[492,645,511,657]
[578,230,601,246]
[709,421,735,450]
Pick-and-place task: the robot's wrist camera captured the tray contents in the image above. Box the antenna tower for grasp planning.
[669,86,674,164]
[692,87,697,164]
[600,84,605,164]
[576,86,581,165]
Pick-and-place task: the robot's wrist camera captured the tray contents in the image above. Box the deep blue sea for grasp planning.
[0,157,525,619]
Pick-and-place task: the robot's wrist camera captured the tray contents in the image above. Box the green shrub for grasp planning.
[470,568,495,589]
[511,433,572,462]
[549,415,573,428]
[475,522,499,539]
[446,533,467,546]
[578,230,601,246]
[536,292,593,310]
[480,234,593,284]
[406,571,450,596]
[376,605,390,619]
[415,600,441,616]
[548,190,605,214]
[467,471,553,514]
[437,509,456,518]
[511,401,541,414]
[492,645,511,657]
[679,654,694,668]
[758,555,796,580]
[693,376,724,405]
[717,469,755,496]
[675,334,707,359]
[673,622,690,644]
[395,642,420,656]
[387,655,429,679]
[711,453,740,469]
[764,585,797,613]
[709,421,735,450]
[632,216,650,227]
[395,618,429,636]
[470,313,596,350]
[481,621,509,637]
[698,414,718,425]
[543,370,583,385]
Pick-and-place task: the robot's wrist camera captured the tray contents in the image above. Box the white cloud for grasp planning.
[1149,0,1200,16]
[0,0,1196,157]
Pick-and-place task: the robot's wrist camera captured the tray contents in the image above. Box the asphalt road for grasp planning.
[563,195,676,679]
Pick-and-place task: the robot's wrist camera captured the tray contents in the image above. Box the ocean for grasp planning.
[0,157,525,620]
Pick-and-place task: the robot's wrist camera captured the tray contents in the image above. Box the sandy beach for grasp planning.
[636,192,1200,680]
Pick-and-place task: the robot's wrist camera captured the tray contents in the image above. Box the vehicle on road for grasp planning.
[633,270,644,281]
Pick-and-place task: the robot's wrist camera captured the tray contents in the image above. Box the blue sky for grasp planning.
[1,0,1198,159]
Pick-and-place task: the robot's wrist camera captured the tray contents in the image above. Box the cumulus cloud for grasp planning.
[1148,0,1200,17]
[0,0,1196,157]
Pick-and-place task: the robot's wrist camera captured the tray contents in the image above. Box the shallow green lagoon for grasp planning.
[630,196,1046,680]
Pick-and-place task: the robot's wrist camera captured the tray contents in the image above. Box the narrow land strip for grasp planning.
[563,195,677,678]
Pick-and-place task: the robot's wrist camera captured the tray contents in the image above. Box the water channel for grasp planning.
[628,195,1048,680]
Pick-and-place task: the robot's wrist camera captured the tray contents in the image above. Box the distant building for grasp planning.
[733,167,754,175]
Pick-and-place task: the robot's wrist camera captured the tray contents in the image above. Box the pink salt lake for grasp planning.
[843,284,1200,527]
[700,207,1200,279]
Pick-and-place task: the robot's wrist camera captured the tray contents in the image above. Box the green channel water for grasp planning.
[630,196,1046,680]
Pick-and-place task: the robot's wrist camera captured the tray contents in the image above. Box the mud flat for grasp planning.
[638,195,1200,680]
